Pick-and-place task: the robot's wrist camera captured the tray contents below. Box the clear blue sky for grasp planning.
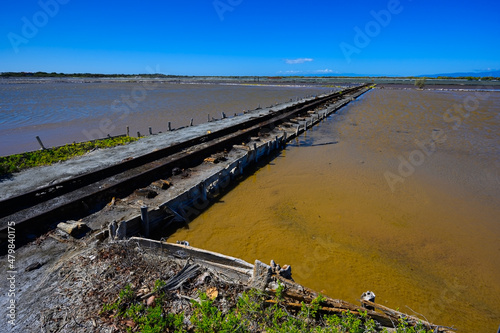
[1,0,499,76]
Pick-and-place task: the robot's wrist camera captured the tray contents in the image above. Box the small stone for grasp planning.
[361,291,376,310]
[146,295,156,307]
[57,221,89,237]
[206,287,218,300]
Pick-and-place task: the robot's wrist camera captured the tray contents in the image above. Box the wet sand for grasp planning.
[170,89,500,332]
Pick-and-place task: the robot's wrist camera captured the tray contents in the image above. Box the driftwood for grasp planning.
[57,221,89,237]
[266,288,394,327]
[270,276,455,331]
[361,299,455,332]
[273,275,363,312]
[265,299,352,315]
[127,238,455,331]
[140,262,201,300]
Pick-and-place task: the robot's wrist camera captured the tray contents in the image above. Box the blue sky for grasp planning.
[1,0,499,76]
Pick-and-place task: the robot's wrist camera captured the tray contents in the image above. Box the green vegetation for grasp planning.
[0,136,138,176]
[0,71,175,78]
[435,76,499,81]
[414,78,426,89]
[101,284,185,333]
[100,282,433,332]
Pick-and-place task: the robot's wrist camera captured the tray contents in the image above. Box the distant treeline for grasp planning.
[0,72,175,78]
[281,75,499,80]
[1,72,498,81]
[432,76,499,81]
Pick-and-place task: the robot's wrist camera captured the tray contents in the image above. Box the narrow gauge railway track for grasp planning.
[0,84,370,242]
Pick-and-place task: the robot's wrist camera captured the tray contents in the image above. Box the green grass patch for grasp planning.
[100,281,433,333]
[0,136,139,176]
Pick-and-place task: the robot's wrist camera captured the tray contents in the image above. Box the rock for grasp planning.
[134,188,158,198]
[361,291,376,310]
[206,287,218,300]
[57,221,89,237]
[269,260,294,281]
[146,295,156,307]
[172,167,182,175]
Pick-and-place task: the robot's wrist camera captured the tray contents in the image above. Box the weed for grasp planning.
[100,281,434,333]
[0,135,138,176]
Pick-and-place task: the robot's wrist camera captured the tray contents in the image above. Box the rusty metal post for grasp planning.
[36,136,46,150]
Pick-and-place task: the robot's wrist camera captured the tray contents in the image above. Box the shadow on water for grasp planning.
[287,136,339,148]
[306,141,338,147]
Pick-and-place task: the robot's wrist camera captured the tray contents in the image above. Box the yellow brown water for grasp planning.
[170,88,500,332]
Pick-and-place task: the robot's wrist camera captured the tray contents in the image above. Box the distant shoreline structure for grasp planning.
[1,70,500,80]
[1,73,499,87]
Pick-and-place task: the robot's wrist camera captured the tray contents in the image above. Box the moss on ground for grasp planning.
[0,136,139,176]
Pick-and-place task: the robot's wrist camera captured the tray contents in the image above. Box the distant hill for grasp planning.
[418,70,500,78]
